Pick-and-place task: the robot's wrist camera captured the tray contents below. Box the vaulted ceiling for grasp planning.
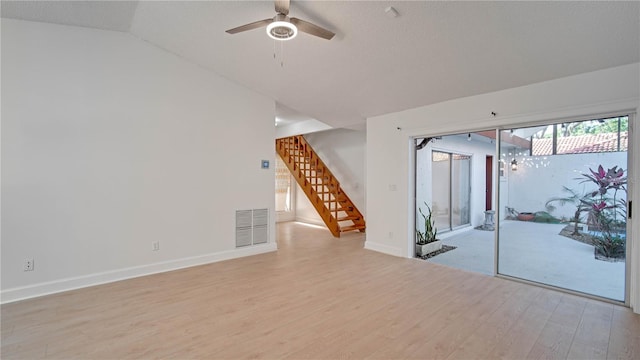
[2,1,639,128]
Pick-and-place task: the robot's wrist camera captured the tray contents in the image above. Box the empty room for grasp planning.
[2,1,640,359]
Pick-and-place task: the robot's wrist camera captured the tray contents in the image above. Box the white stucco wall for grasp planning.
[507,152,627,221]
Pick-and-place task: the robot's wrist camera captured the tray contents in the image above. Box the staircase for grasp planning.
[276,135,365,237]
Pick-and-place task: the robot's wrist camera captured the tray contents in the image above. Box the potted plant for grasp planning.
[416,203,442,256]
[516,212,535,221]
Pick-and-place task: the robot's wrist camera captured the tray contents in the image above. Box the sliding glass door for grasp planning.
[432,151,471,232]
[497,116,629,301]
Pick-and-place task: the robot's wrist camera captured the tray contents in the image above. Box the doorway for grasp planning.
[415,132,496,275]
[275,155,295,222]
[414,116,631,303]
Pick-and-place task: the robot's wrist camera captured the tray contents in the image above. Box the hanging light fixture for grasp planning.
[511,158,518,171]
[266,14,298,41]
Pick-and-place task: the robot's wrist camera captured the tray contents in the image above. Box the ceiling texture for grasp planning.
[2,1,639,128]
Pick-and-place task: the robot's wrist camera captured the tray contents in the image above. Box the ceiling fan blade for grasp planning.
[275,0,290,15]
[290,18,335,40]
[226,19,273,34]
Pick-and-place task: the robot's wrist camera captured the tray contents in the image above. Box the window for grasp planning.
[531,116,628,156]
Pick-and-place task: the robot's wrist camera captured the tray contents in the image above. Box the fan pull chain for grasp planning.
[271,40,285,68]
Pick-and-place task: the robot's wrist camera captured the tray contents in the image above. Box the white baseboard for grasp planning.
[294,216,326,228]
[1,243,278,304]
[364,241,403,257]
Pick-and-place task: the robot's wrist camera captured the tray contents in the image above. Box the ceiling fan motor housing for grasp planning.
[267,14,297,40]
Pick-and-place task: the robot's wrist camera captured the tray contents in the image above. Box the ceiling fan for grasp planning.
[225,0,335,41]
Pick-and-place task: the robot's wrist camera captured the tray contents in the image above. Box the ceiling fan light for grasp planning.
[267,21,297,41]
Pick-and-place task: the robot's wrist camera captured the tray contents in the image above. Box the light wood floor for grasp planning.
[2,222,639,359]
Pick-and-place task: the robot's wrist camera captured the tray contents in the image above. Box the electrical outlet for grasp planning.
[24,258,34,271]
[152,241,160,251]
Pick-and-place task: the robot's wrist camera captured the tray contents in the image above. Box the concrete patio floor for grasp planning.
[427,221,626,301]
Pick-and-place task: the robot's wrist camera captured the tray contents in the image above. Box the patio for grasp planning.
[427,220,626,301]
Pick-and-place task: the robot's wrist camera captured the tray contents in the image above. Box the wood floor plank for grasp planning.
[1,222,638,360]
[607,306,640,359]
[566,300,613,359]
[445,284,543,359]
[526,294,588,359]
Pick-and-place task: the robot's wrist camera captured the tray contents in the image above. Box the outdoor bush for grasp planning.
[533,211,561,224]
[593,233,626,259]
[580,165,628,259]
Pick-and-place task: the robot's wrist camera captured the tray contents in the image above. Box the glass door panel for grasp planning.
[452,154,471,228]
[432,151,451,230]
[431,151,471,232]
[498,117,628,301]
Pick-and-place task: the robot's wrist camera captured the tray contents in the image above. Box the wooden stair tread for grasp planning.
[338,216,359,221]
[340,224,366,232]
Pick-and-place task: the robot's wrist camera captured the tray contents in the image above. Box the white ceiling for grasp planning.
[2,1,639,128]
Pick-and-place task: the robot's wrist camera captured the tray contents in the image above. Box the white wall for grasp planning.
[275,119,332,139]
[1,19,277,302]
[295,128,366,226]
[507,152,627,220]
[365,63,639,310]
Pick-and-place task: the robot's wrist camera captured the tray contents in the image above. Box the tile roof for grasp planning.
[532,132,628,155]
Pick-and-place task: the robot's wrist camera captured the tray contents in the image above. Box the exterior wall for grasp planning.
[507,152,627,221]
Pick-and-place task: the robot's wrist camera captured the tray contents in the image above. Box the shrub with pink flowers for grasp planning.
[579,165,627,259]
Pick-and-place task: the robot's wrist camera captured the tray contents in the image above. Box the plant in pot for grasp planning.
[416,202,442,257]
[516,212,535,221]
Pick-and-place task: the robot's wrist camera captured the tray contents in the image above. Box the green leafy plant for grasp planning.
[545,186,591,234]
[579,165,628,259]
[532,211,561,224]
[416,202,438,245]
[593,233,625,258]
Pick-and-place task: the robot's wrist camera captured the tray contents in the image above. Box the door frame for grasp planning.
[485,155,493,211]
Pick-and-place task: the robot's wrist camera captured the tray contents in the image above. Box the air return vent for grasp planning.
[235,209,269,247]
